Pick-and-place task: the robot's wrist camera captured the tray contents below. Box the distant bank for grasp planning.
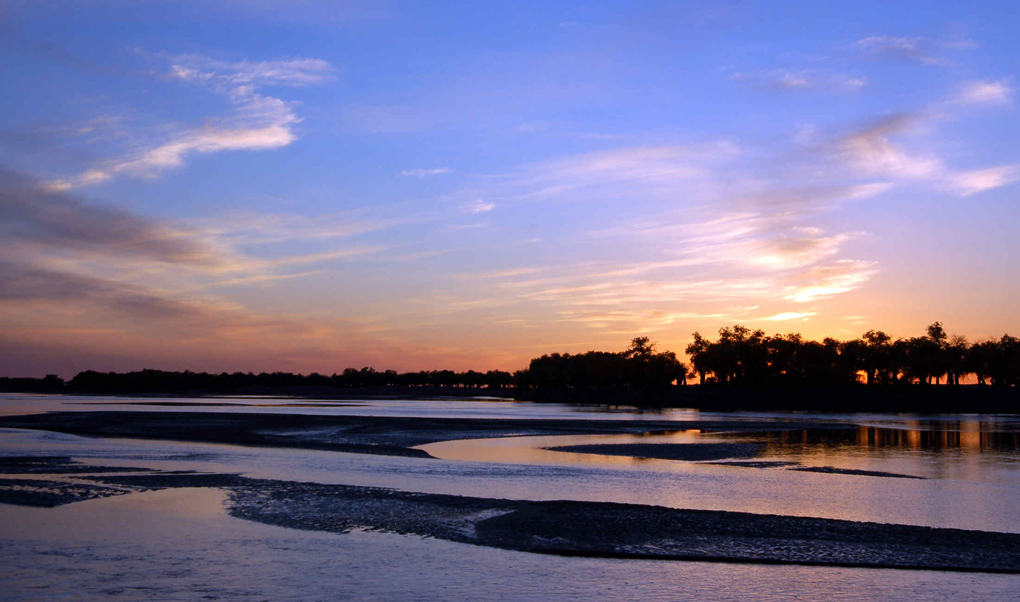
[2,325,1017,413]
[1,380,1015,414]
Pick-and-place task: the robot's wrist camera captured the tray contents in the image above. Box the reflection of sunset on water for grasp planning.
[744,421,1020,454]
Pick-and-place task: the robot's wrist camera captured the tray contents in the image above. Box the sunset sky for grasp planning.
[2,1,1018,377]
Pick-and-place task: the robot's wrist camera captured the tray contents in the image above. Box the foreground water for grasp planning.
[2,488,1016,602]
[1,394,1018,600]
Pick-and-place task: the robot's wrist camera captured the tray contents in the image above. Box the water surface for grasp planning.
[1,394,1018,600]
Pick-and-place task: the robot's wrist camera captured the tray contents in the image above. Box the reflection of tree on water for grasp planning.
[754,423,1020,453]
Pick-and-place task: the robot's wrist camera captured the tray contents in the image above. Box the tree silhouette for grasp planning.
[3,322,1017,396]
[685,332,711,385]
[680,322,1016,390]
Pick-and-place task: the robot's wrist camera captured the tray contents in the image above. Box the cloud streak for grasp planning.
[507,144,738,205]
[0,261,227,321]
[731,70,866,93]
[955,79,1012,105]
[402,168,452,177]
[1,167,401,339]
[167,56,334,88]
[834,113,942,179]
[0,167,223,265]
[762,312,817,321]
[855,36,945,65]
[447,134,887,336]
[948,165,1020,197]
[830,113,1019,197]
[784,260,876,303]
[48,54,332,190]
[463,199,495,214]
[197,210,403,246]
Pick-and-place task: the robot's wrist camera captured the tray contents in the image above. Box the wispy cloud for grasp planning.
[197,211,403,246]
[1,167,401,329]
[47,53,331,190]
[48,112,298,190]
[0,261,237,322]
[512,144,738,202]
[167,56,334,87]
[954,79,1012,105]
[450,79,1020,335]
[948,165,1020,196]
[662,213,856,271]
[1,167,224,266]
[191,270,322,289]
[462,252,871,335]
[834,113,942,179]
[262,246,389,267]
[533,145,735,183]
[854,36,945,65]
[552,308,748,334]
[463,267,547,280]
[463,199,495,214]
[830,112,1019,196]
[454,133,884,335]
[731,69,866,92]
[571,209,875,314]
[507,273,778,307]
[762,311,816,321]
[784,260,877,303]
[445,222,488,231]
[401,168,452,177]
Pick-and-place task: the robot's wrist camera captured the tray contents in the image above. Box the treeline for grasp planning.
[1,324,1017,397]
[0,337,680,395]
[0,375,65,393]
[1,367,518,395]
[686,322,1019,388]
[517,337,685,390]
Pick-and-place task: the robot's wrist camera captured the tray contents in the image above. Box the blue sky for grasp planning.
[1,0,1018,376]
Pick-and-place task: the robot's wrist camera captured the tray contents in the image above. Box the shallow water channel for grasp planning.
[1,394,1018,600]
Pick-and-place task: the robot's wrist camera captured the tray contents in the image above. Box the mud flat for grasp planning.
[546,442,765,461]
[0,456,1017,573]
[223,479,1020,573]
[790,466,926,479]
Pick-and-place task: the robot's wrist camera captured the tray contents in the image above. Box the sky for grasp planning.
[1,0,1018,377]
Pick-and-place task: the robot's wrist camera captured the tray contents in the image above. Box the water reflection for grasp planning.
[423,419,1019,470]
[419,429,713,466]
[748,421,1020,454]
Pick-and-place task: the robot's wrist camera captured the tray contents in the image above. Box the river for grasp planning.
[1,394,1017,600]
